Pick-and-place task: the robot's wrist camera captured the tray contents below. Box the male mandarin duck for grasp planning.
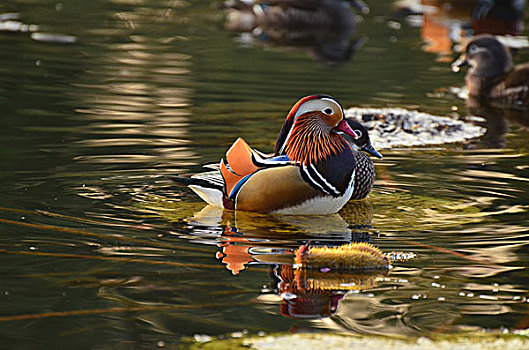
[452,34,529,106]
[171,95,382,215]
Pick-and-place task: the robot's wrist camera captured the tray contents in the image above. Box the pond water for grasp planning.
[1,0,529,348]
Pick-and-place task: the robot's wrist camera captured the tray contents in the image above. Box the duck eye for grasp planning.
[323,108,334,115]
[468,44,480,54]
[354,129,362,138]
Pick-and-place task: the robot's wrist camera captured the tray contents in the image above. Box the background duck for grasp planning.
[223,0,369,29]
[222,0,367,63]
[171,95,370,215]
[392,0,525,60]
[452,34,529,107]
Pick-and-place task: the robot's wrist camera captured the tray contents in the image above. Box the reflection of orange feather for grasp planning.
[216,224,254,275]
[221,138,260,196]
[217,244,252,275]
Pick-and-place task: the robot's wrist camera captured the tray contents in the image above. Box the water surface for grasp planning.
[1,0,529,348]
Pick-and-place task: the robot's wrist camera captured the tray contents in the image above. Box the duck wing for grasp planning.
[302,147,356,197]
[491,63,529,104]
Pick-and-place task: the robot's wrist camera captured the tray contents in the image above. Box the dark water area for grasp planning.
[1,0,529,348]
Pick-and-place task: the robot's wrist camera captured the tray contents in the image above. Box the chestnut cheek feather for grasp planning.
[324,112,342,129]
[286,114,349,164]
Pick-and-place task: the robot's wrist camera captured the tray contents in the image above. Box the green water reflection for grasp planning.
[1,0,529,348]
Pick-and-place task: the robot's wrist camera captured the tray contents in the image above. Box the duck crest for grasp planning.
[285,113,349,165]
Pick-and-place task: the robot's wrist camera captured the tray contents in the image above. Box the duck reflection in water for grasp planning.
[463,95,529,149]
[221,0,368,63]
[261,264,386,319]
[185,200,374,275]
[393,0,525,59]
[183,201,391,320]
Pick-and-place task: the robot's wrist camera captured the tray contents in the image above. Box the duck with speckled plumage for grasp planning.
[339,118,382,200]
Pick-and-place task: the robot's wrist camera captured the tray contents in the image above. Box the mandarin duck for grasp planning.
[171,95,382,215]
[452,34,529,106]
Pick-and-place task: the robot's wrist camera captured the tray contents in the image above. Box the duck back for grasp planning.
[490,63,529,105]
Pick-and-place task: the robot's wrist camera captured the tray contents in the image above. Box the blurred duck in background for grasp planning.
[452,34,529,107]
[393,0,525,59]
[221,0,369,63]
[471,0,525,35]
[452,34,529,148]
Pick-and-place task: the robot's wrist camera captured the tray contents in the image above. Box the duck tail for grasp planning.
[167,173,225,208]
[166,175,220,189]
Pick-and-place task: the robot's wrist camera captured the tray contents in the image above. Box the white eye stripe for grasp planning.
[468,44,487,54]
[320,97,344,115]
[354,129,362,138]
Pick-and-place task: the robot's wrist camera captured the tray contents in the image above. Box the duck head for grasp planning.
[342,119,382,159]
[451,34,513,79]
[274,95,358,164]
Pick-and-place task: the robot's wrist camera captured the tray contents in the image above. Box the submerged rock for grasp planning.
[345,107,485,149]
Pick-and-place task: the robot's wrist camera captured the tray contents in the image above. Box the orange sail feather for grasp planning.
[220,138,260,197]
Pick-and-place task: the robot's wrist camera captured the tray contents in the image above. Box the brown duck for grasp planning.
[452,34,529,107]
